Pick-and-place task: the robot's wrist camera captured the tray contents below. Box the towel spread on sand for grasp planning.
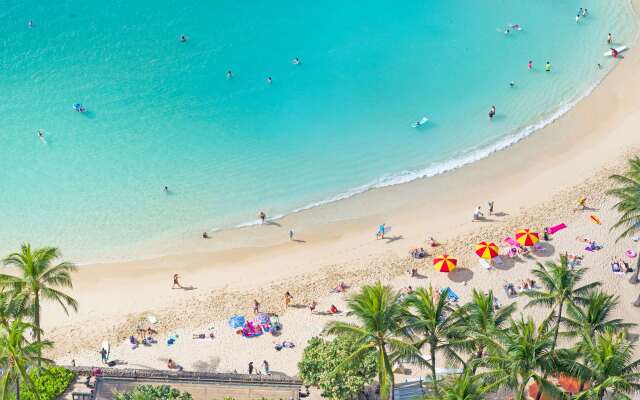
[547,223,567,234]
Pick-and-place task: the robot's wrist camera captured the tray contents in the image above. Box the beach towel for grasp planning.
[547,223,567,234]
[441,287,459,302]
[503,237,518,246]
[255,313,270,325]
[626,250,637,258]
[228,315,245,329]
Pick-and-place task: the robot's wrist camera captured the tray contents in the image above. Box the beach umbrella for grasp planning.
[434,255,457,272]
[475,241,499,259]
[558,374,589,393]
[516,229,539,246]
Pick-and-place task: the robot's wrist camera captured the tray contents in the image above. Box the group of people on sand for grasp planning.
[472,200,495,221]
[247,360,271,375]
[611,257,633,274]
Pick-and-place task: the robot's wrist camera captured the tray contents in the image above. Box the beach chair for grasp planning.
[547,223,567,235]
[479,258,493,270]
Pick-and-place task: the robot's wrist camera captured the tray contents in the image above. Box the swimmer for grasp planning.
[578,8,583,16]
[597,63,602,70]
[504,27,510,35]
[528,60,533,71]
[163,186,169,193]
[488,105,496,120]
[607,33,613,44]
[292,57,301,65]
[226,70,233,79]
[545,61,552,72]
[28,20,33,28]
[576,14,581,23]
[509,81,515,88]
[583,8,588,17]
[37,130,44,139]
[180,35,187,43]
[267,76,272,84]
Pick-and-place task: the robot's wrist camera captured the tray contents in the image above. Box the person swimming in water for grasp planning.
[180,35,187,42]
[608,33,613,44]
[488,106,496,120]
[509,81,515,88]
[576,14,581,23]
[292,57,301,65]
[504,27,510,35]
[545,61,552,72]
[163,186,169,193]
[528,60,533,71]
[267,76,272,84]
[582,8,588,17]
[227,70,233,79]
[28,20,33,28]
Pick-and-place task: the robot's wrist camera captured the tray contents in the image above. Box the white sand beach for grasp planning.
[30,0,640,380]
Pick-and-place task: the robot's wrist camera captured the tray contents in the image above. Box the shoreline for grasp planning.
[38,0,640,372]
[63,1,639,266]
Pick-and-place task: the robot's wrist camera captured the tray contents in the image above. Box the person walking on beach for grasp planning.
[288,229,294,241]
[309,301,317,313]
[577,197,587,210]
[259,211,266,224]
[488,105,496,120]
[253,299,260,314]
[284,291,293,308]
[262,360,270,375]
[528,60,533,71]
[248,361,254,374]
[545,61,552,72]
[100,347,108,364]
[172,274,182,289]
[608,33,614,44]
[376,223,386,239]
[487,200,495,216]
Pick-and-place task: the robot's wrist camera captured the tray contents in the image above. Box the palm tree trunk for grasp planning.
[535,302,565,400]
[631,255,640,284]
[34,291,41,367]
[552,301,564,351]
[429,345,438,395]
[378,344,393,400]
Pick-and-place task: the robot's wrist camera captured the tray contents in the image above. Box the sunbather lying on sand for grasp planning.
[192,333,215,340]
[167,359,183,371]
[428,237,440,247]
[410,247,427,259]
[328,304,339,314]
[332,282,348,293]
[504,282,517,297]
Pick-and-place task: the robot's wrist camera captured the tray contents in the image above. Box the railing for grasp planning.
[65,366,302,387]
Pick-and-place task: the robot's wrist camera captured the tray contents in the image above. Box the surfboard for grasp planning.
[590,215,601,225]
[412,117,429,128]
[603,46,628,57]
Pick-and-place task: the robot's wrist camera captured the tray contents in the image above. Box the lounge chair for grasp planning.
[479,258,494,270]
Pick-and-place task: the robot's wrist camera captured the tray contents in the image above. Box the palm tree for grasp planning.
[324,282,416,400]
[452,290,515,371]
[427,372,485,400]
[608,156,640,283]
[562,291,634,340]
[0,244,77,348]
[522,256,600,351]
[571,330,640,400]
[404,286,464,395]
[474,317,562,400]
[0,319,53,400]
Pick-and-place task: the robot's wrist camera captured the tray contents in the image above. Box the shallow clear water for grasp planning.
[0,1,636,260]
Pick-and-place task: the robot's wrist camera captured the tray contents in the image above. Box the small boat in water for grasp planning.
[73,103,86,113]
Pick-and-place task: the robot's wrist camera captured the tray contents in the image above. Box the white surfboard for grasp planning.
[412,117,429,128]
[604,45,628,57]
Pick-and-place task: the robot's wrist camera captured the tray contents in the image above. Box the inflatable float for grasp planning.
[590,215,601,225]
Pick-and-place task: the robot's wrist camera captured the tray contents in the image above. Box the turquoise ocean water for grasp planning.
[0,1,636,261]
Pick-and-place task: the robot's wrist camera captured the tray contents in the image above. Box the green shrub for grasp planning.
[298,336,376,399]
[21,366,75,400]
[115,384,193,400]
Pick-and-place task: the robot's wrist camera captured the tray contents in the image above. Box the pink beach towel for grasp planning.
[547,223,567,234]
[503,237,518,246]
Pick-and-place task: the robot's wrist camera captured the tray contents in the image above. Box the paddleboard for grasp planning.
[590,215,601,225]
[603,46,628,57]
[412,117,429,128]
